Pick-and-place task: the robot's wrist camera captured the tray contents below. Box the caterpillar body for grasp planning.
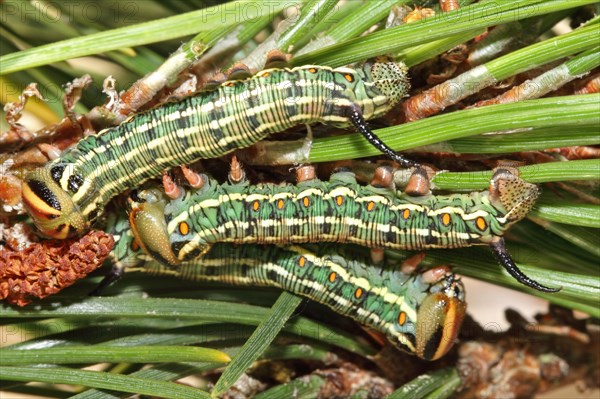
[22,61,411,239]
[106,215,466,361]
[128,167,556,292]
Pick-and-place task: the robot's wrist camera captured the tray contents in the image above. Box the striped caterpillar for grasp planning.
[128,165,557,292]
[104,215,466,361]
[22,55,412,239]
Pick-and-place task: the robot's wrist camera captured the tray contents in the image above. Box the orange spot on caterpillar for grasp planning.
[402,209,410,219]
[179,222,190,235]
[298,256,306,268]
[367,201,375,212]
[308,67,317,73]
[252,201,260,212]
[303,197,310,207]
[336,196,344,206]
[476,216,487,231]
[277,199,285,210]
[354,288,363,299]
[442,213,451,226]
[344,73,354,82]
[261,72,270,78]
[328,272,337,283]
[398,311,407,326]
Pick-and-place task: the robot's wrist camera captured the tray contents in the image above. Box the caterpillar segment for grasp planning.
[23,60,412,239]
[102,212,466,360]
[128,167,557,292]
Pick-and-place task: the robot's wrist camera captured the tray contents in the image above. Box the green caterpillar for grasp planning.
[128,167,557,292]
[22,60,411,239]
[104,215,466,361]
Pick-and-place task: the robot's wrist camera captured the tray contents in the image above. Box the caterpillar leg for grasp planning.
[201,72,227,92]
[37,143,62,160]
[162,166,206,200]
[370,248,385,265]
[405,166,432,197]
[369,166,394,265]
[346,104,417,168]
[162,172,182,199]
[361,327,388,347]
[264,49,291,69]
[226,62,253,81]
[400,252,427,274]
[370,165,394,188]
[296,164,317,182]
[228,155,246,184]
[181,165,206,188]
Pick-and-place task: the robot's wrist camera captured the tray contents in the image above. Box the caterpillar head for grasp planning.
[368,59,410,107]
[414,270,466,360]
[489,168,540,227]
[22,165,90,239]
[127,188,181,266]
